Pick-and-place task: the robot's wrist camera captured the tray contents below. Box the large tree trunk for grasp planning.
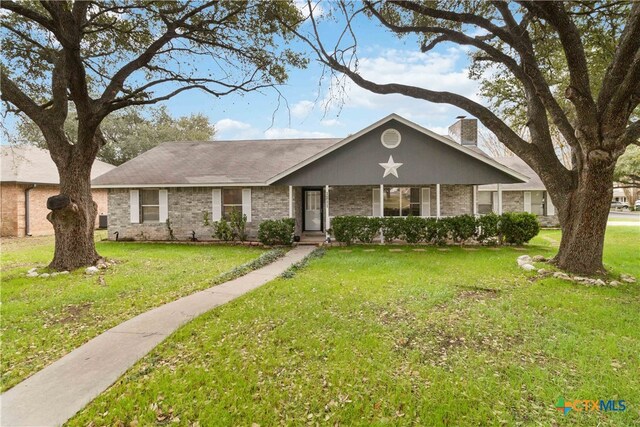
[48,157,101,271]
[552,155,615,275]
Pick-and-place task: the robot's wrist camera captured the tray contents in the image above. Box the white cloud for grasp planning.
[264,128,334,139]
[215,117,334,140]
[214,118,262,140]
[291,100,315,118]
[215,118,252,132]
[321,47,480,130]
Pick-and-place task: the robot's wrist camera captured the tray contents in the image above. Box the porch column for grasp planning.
[436,184,441,218]
[472,185,478,215]
[325,185,330,234]
[288,186,293,218]
[497,183,503,215]
[380,184,384,244]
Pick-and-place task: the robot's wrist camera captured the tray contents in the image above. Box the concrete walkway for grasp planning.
[1,246,315,427]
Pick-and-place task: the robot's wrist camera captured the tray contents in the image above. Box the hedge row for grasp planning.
[331,213,540,245]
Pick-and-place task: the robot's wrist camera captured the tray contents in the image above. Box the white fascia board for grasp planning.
[266,113,530,184]
[91,182,266,189]
[478,186,546,191]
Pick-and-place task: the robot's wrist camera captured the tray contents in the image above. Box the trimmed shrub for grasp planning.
[402,216,427,243]
[499,212,540,245]
[331,216,360,245]
[447,214,477,243]
[382,217,404,241]
[477,213,500,244]
[424,218,449,245]
[212,218,234,241]
[355,217,381,243]
[258,218,295,246]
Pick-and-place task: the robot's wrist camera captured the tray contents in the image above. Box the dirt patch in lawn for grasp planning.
[54,302,93,324]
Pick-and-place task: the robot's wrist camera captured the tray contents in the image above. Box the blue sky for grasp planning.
[161,3,481,141]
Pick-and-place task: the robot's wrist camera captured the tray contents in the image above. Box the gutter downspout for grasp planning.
[24,184,36,236]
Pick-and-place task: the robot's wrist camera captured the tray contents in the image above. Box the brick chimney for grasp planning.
[448,117,478,146]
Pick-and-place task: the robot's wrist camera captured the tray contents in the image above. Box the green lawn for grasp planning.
[0,233,266,391]
[69,228,640,426]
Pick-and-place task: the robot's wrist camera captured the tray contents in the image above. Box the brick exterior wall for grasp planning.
[107,184,480,241]
[1,183,108,237]
[329,186,372,217]
[440,185,473,216]
[108,186,292,241]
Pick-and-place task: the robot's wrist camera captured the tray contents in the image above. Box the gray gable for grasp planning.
[92,139,341,187]
[273,119,526,186]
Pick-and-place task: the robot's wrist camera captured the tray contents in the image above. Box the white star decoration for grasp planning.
[379,155,403,178]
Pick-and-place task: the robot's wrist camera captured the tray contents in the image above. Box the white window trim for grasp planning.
[421,188,431,217]
[242,188,252,222]
[129,190,139,224]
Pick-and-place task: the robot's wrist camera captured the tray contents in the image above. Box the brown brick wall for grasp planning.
[1,183,21,237]
[1,183,109,237]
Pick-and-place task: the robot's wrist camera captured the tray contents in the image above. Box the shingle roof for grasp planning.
[91,139,342,186]
[478,155,545,191]
[1,145,115,185]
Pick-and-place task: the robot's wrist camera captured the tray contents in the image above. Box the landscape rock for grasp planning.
[39,273,50,278]
[85,266,99,275]
[59,271,69,275]
[620,274,636,284]
[97,263,107,269]
[537,268,549,275]
[26,272,39,278]
[594,279,606,286]
[521,263,536,271]
[28,267,38,274]
[553,272,571,281]
[532,255,547,262]
[517,255,532,266]
[609,280,621,287]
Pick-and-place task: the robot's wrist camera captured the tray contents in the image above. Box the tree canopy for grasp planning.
[15,105,216,166]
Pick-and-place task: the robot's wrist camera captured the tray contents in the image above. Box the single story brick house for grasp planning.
[92,114,558,241]
[1,146,115,237]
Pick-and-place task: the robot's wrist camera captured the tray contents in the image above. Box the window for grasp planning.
[381,128,402,148]
[140,189,160,222]
[531,191,544,215]
[222,188,242,219]
[383,187,421,217]
[477,191,493,214]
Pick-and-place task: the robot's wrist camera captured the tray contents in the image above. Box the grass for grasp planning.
[68,227,640,426]
[0,232,266,391]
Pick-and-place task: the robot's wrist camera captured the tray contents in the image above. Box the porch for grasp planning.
[287,184,485,239]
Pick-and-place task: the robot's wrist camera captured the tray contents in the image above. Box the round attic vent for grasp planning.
[381,128,401,148]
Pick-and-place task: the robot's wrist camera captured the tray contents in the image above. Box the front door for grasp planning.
[304,190,322,231]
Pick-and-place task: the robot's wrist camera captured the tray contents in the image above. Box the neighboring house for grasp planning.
[1,146,115,237]
[93,114,558,241]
